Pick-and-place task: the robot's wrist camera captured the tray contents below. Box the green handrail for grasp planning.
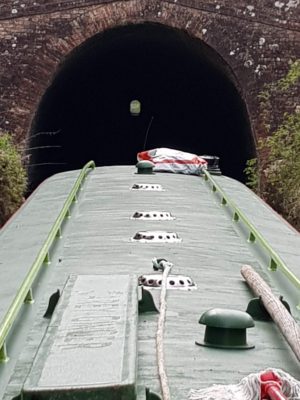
[0,161,95,362]
[203,169,300,293]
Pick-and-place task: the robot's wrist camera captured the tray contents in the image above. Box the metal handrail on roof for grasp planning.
[203,169,300,298]
[0,160,95,362]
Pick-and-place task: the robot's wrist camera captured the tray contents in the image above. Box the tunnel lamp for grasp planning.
[130,100,141,116]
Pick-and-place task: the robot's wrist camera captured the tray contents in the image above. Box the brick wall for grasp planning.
[0,0,299,30]
[0,0,299,147]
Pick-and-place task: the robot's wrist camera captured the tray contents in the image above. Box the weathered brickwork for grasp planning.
[0,0,299,30]
[0,0,299,147]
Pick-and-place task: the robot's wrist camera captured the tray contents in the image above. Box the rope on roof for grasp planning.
[188,369,300,400]
[154,259,173,400]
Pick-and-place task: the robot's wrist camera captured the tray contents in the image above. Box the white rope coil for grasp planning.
[188,369,300,400]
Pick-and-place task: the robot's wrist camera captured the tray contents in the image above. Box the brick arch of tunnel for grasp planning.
[28,22,255,190]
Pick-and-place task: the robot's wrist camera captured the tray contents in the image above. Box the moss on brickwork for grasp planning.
[245,60,300,230]
[0,132,27,226]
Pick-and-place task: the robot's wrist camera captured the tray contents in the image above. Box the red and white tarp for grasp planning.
[137,148,207,175]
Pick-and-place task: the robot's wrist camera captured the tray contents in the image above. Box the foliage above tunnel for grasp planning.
[245,60,300,230]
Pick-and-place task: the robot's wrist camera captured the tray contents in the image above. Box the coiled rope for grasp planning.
[188,369,300,400]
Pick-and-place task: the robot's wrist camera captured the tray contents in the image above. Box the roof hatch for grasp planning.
[22,274,138,400]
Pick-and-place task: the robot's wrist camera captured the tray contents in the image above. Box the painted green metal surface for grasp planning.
[0,161,95,363]
[203,170,300,295]
[23,274,138,400]
[197,309,255,349]
[199,308,255,329]
[1,166,300,400]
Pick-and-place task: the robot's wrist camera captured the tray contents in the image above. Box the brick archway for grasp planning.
[27,18,255,188]
[1,0,298,189]
[26,1,250,135]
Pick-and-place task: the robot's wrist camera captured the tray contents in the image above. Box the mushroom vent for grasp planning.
[131,184,164,191]
[139,274,196,290]
[132,211,174,220]
[131,231,182,243]
[196,308,255,350]
[136,160,155,174]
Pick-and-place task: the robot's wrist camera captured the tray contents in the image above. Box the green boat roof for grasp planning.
[0,165,299,400]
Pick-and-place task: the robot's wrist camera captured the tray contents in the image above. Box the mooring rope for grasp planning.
[155,260,173,400]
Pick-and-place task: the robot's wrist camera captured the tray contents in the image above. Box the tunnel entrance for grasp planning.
[28,23,255,190]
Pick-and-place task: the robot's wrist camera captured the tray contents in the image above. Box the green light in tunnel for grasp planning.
[130,99,141,116]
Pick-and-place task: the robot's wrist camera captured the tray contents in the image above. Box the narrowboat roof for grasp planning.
[0,165,299,400]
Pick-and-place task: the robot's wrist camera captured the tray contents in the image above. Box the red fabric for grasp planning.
[137,151,207,165]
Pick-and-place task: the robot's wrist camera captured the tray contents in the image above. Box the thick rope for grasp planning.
[241,264,300,362]
[156,261,173,400]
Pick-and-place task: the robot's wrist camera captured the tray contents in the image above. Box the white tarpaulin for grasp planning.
[137,148,207,175]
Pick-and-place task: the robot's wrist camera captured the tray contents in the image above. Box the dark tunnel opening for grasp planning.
[28,23,255,191]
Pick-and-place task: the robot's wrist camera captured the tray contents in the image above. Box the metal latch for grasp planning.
[131,231,182,243]
[139,274,196,290]
[131,184,164,191]
[131,211,174,220]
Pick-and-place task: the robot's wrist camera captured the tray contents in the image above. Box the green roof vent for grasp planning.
[136,160,155,174]
[196,308,255,350]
